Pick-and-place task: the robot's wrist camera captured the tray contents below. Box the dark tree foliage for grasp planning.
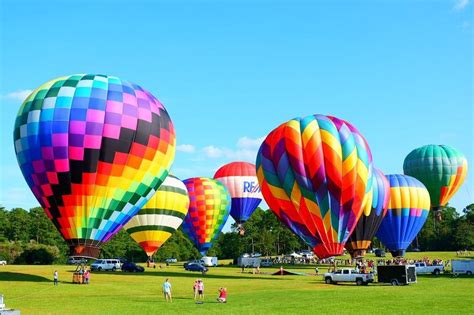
[0,204,472,264]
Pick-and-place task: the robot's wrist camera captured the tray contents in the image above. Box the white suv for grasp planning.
[91,259,121,271]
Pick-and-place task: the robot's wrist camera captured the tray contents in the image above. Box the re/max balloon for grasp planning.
[403,145,468,211]
[345,168,390,258]
[13,74,176,258]
[124,175,189,257]
[181,177,231,255]
[257,114,373,258]
[214,162,262,225]
[376,174,431,257]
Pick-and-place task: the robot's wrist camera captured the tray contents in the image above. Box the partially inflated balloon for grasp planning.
[214,162,262,225]
[182,178,231,255]
[345,168,390,258]
[13,74,176,258]
[403,145,468,211]
[124,175,189,257]
[376,174,430,257]
[257,114,372,258]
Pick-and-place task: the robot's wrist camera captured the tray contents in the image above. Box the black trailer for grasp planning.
[377,265,417,285]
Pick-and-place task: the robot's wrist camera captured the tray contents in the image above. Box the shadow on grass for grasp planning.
[417,273,473,280]
[0,272,51,282]
[98,271,290,281]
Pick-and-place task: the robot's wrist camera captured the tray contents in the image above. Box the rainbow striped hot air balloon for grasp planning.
[124,175,189,257]
[13,74,176,258]
[403,145,468,217]
[181,177,231,255]
[214,162,262,228]
[257,114,373,258]
[345,168,390,258]
[376,174,431,257]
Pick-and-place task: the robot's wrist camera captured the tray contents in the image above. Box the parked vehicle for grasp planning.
[324,268,374,285]
[165,258,177,264]
[0,260,6,265]
[184,262,208,273]
[377,265,417,285]
[238,256,261,267]
[201,256,218,267]
[67,257,87,265]
[374,249,386,257]
[414,262,444,275]
[90,259,121,271]
[260,259,273,267]
[299,250,315,259]
[452,260,474,275]
[121,262,145,272]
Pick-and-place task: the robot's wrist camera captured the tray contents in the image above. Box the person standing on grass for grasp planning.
[193,280,199,300]
[53,270,58,286]
[84,269,90,284]
[197,279,204,301]
[162,278,172,302]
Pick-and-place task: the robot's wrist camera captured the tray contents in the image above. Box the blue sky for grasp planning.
[0,0,472,233]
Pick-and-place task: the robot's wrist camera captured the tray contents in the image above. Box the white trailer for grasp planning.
[238,257,261,267]
[452,260,474,275]
[201,256,218,267]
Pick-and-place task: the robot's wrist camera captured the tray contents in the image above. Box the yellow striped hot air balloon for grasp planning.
[124,175,189,257]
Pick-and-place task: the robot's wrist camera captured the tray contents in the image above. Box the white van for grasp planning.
[201,256,218,267]
[91,259,121,271]
[452,260,474,275]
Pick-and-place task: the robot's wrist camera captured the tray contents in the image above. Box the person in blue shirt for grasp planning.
[162,278,172,302]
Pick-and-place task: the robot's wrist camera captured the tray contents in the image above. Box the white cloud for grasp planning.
[176,144,196,153]
[1,89,33,102]
[454,0,470,10]
[201,136,264,162]
[236,136,265,149]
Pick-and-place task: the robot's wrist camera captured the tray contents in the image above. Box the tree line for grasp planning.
[0,204,472,264]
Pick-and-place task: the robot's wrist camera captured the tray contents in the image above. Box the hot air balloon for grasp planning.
[13,74,176,258]
[376,174,431,257]
[124,175,189,257]
[257,114,373,258]
[403,145,468,219]
[345,168,390,258]
[214,162,262,234]
[181,177,231,255]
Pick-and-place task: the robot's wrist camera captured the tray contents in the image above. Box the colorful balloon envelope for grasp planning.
[13,74,176,258]
[345,168,390,258]
[257,114,373,258]
[214,162,262,225]
[403,145,468,211]
[181,177,231,255]
[124,175,189,257]
[376,174,431,257]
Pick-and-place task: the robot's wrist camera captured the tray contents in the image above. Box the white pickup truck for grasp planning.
[324,268,374,285]
[0,260,7,265]
[414,262,444,275]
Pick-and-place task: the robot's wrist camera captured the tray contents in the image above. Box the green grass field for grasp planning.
[1,252,473,314]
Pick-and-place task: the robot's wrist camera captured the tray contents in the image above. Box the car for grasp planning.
[165,258,177,263]
[0,260,7,265]
[414,262,444,275]
[121,262,145,272]
[67,257,87,265]
[324,268,374,285]
[184,262,208,273]
[299,250,315,258]
[90,259,121,271]
[374,249,386,257]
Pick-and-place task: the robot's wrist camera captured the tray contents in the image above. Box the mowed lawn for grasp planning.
[1,252,473,315]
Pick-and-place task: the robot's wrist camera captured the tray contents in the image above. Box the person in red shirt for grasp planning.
[217,287,227,303]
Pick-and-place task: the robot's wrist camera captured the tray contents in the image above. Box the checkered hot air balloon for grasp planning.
[256,114,373,259]
[13,74,176,258]
[376,174,431,257]
[403,145,468,220]
[345,168,390,258]
[181,177,231,256]
[214,162,262,233]
[124,175,189,257]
